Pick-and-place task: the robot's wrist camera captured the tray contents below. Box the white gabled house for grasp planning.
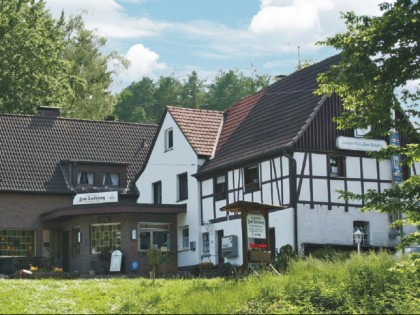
[136,54,419,270]
[136,106,224,268]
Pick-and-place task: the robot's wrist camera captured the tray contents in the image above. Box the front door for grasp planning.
[49,230,64,269]
[216,230,224,265]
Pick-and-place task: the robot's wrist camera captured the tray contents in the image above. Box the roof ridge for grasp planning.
[0,112,158,127]
[166,105,223,114]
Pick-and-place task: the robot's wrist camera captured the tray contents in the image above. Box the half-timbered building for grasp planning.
[136,54,419,269]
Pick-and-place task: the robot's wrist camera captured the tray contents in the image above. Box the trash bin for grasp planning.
[130,261,139,271]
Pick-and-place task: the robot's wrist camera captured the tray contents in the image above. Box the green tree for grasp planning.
[114,77,156,123]
[316,0,419,247]
[180,71,208,109]
[148,75,182,122]
[207,68,271,111]
[60,13,127,120]
[0,0,70,114]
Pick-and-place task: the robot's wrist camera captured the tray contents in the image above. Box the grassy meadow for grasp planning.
[0,251,418,314]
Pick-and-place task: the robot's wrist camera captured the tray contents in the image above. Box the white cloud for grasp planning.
[45,0,168,39]
[110,44,166,92]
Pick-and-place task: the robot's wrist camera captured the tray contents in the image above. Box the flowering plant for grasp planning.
[249,243,268,251]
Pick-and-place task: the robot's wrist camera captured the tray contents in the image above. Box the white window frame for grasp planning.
[202,232,210,254]
[164,128,174,151]
[138,222,170,252]
[102,172,119,187]
[353,221,369,245]
[180,226,189,250]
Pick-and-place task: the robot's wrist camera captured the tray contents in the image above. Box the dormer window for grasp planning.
[102,173,119,187]
[165,128,174,151]
[77,171,94,185]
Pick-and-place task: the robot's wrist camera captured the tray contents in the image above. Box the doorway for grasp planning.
[216,230,224,265]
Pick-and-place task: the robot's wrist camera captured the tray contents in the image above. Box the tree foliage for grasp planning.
[60,13,127,120]
[0,0,126,120]
[114,68,271,123]
[0,0,70,114]
[316,0,420,247]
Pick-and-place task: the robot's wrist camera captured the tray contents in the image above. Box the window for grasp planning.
[178,172,188,201]
[329,156,346,177]
[72,227,81,256]
[77,171,94,185]
[353,221,369,245]
[90,223,121,255]
[181,226,189,250]
[202,232,210,254]
[138,223,170,251]
[153,181,162,204]
[214,175,226,200]
[244,165,260,192]
[165,128,174,151]
[102,173,119,186]
[0,229,35,257]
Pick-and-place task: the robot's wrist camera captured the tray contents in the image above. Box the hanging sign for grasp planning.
[73,191,118,205]
[247,213,266,239]
[336,136,386,152]
[390,130,402,185]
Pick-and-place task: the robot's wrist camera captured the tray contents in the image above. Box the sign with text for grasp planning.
[336,136,386,152]
[73,191,118,205]
[247,213,266,239]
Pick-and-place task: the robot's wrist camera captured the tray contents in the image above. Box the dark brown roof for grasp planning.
[0,114,157,193]
[197,54,341,177]
[167,106,224,157]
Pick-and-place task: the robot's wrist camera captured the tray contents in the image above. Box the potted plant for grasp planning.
[248,243,271,263]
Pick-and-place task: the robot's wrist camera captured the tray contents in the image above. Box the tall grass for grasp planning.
[0,251,418,314]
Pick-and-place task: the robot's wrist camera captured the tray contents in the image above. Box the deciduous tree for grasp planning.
[316,0,419,247]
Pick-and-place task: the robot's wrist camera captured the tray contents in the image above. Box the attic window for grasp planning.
[165,128,174,151]
[77,172,94,185]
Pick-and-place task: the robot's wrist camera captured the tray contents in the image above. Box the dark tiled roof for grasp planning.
[0,114,157,193]
[167,106,224,157]
[197,54,341,176]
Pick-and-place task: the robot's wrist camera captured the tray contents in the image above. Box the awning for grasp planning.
[40,203,186,222]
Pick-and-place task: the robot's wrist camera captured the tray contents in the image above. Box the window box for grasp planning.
[157,263,178,274]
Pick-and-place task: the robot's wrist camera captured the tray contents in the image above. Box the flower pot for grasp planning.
[249,250,271,263]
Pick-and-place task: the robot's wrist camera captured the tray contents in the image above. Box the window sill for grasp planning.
[244,187,260,194]
[164,147,174,153]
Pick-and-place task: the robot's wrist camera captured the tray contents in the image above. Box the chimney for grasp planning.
[37,106,60,118]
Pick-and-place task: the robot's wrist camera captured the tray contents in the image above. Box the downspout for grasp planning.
[283,150,298,254]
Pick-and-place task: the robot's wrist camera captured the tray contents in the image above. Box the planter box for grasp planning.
[249,250,271,263]
[157,263,177,274]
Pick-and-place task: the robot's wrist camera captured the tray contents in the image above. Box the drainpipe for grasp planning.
[283,150,298,254]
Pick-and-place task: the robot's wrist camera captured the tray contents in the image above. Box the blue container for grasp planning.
[130,261,139,271]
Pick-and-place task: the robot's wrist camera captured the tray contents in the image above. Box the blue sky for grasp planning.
[45,0,385,94]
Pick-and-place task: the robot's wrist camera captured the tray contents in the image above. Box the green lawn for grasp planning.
[0,251,418,314]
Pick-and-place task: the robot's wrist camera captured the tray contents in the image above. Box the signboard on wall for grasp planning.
[247,213,266,239]
[73,191,118,205]
[336,136,386,152]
